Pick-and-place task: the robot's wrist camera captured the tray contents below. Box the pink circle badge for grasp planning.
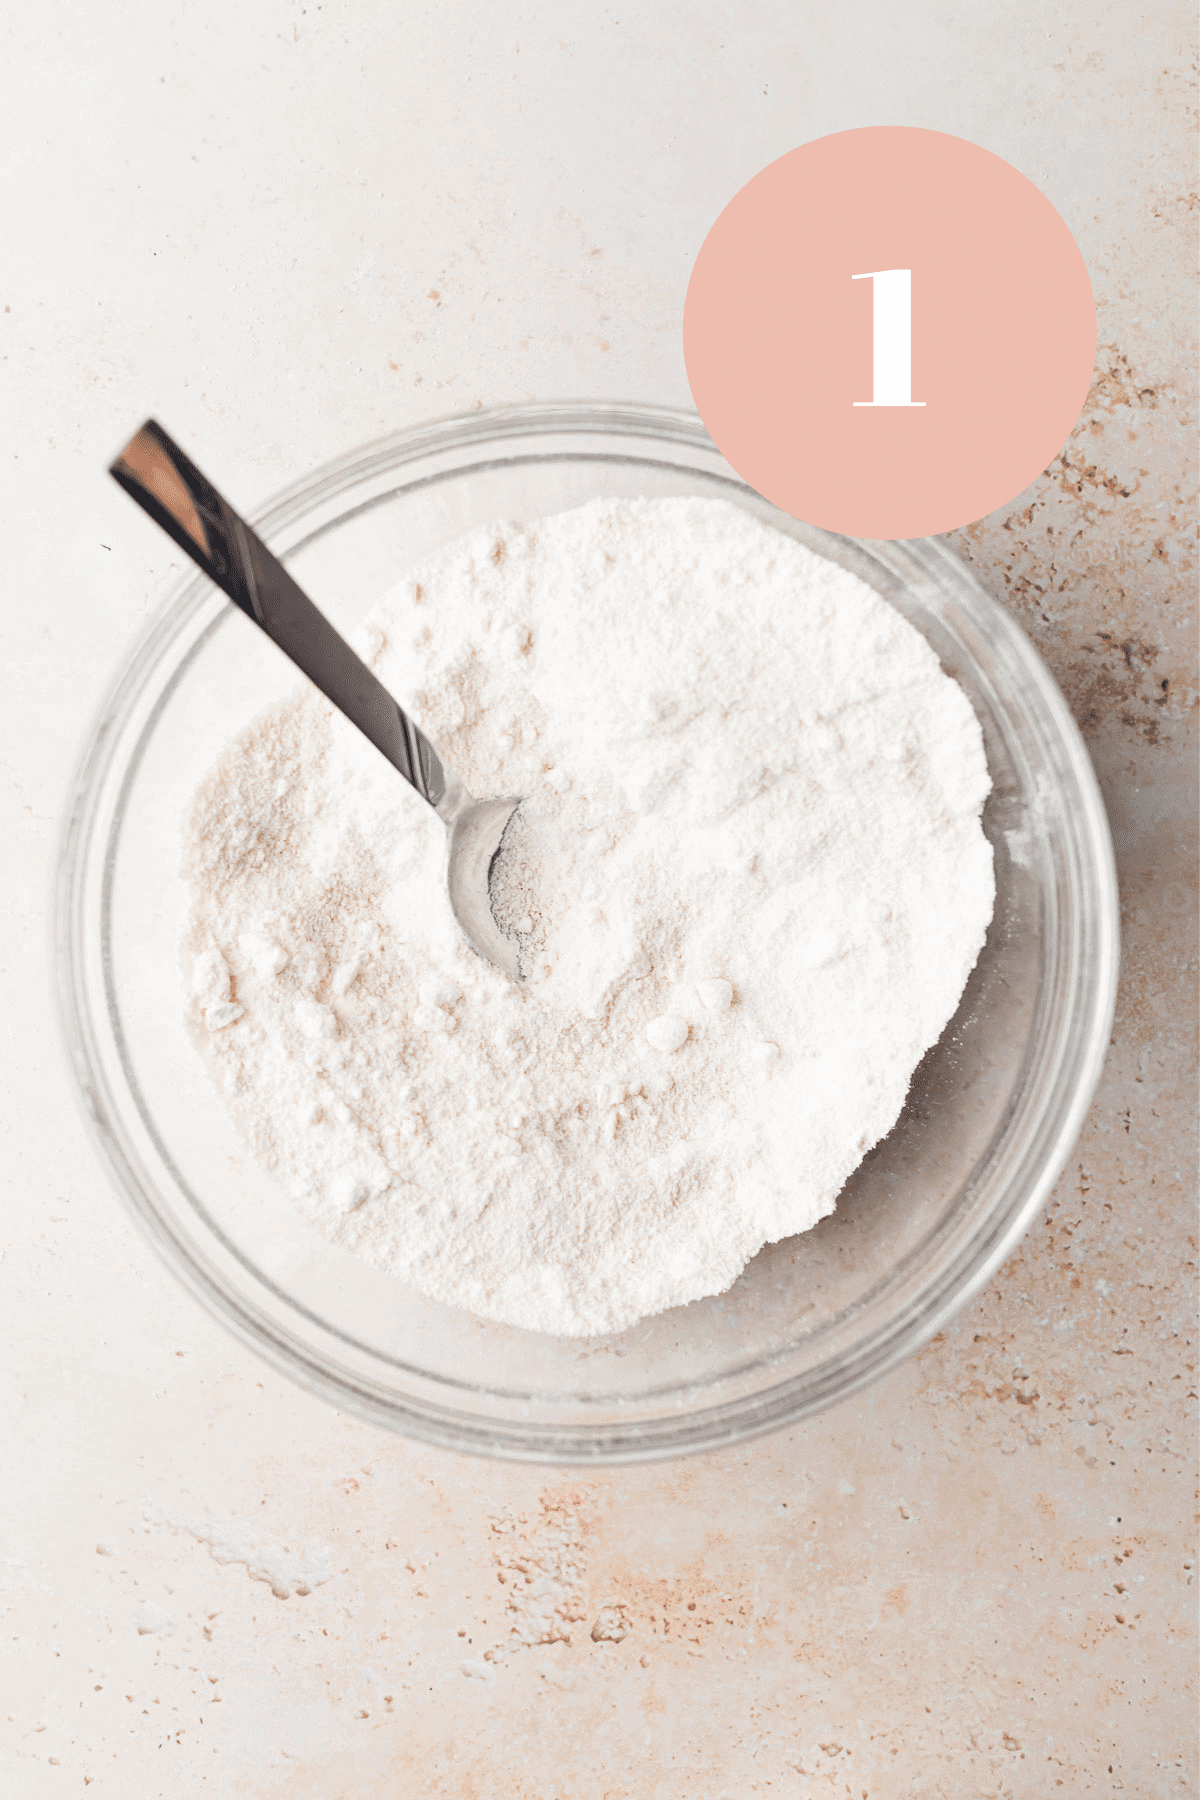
[684,127,1096,539]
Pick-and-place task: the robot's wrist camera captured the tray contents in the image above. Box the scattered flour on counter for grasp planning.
[149,1511,334,1599]
[182,496,995,1337]
[482,1492,590,1665]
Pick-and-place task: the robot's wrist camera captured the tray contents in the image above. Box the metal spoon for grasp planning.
[110,419,523,979]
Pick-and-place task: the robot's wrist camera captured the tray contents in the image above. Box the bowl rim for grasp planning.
[54,398,1120,1462]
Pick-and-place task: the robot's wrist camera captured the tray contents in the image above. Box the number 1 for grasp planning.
[852,269,925,408]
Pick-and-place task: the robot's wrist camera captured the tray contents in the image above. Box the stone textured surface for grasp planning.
[1,3,1195,1796]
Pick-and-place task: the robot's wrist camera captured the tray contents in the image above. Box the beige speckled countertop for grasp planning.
[2,3,1195,1795]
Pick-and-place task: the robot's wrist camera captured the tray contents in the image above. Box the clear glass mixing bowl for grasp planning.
[55,402,1119,1463]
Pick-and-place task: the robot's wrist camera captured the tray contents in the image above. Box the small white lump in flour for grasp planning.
[183,497,995,1336]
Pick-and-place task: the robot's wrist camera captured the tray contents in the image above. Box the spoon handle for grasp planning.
[110,419,449,809]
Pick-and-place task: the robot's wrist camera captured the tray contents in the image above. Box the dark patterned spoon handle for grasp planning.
[110,419,449,808]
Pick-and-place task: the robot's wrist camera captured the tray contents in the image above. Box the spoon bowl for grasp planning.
[441,783,524,979]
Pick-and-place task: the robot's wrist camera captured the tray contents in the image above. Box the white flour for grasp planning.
[183,497,994,1337]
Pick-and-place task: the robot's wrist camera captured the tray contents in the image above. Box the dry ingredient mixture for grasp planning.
[183,497,995,1337]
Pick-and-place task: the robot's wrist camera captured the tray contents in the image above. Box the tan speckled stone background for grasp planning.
[2,3,1195,1796]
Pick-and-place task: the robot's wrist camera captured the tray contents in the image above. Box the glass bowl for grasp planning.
[55,401,1119,1463]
